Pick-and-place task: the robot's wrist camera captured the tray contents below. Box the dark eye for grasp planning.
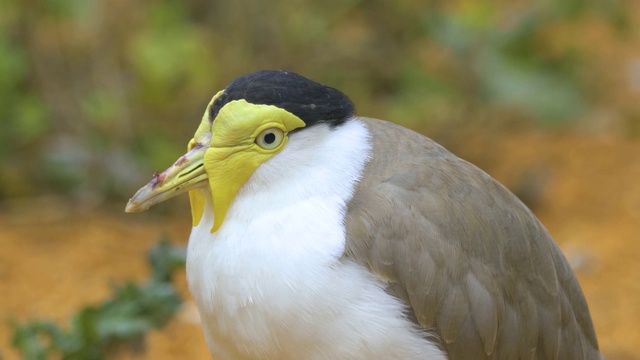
[256,128,284,150]
[264,132,276,144]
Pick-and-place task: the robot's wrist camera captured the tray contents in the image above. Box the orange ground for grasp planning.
[1,130,639,359]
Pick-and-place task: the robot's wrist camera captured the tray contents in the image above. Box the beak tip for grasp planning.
[125,199,143,213]
[125,144,209,214]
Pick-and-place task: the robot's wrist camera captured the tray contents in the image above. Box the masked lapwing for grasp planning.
[126,70,601,359]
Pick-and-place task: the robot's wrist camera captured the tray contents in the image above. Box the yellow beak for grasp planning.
[125,144,208,213]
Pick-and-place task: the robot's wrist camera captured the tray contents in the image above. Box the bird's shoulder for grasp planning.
[343,117,600,359]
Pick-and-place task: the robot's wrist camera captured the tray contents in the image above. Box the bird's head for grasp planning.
[125,70,354,233]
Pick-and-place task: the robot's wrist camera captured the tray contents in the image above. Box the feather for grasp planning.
[345,117,601,359]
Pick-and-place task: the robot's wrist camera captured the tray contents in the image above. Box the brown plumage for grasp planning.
[344,118,601,359]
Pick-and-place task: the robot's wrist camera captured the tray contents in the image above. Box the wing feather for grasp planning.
[465,271,498,355]
[344,118,601,359]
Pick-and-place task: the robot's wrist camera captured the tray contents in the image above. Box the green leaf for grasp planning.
[148,238,187,282]
[10,239,185,359]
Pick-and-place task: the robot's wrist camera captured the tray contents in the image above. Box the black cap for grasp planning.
[209,70,354,128]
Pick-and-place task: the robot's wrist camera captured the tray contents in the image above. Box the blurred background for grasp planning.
[1,0,639,359]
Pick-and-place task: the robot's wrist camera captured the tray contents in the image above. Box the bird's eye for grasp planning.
[255,128,284,150]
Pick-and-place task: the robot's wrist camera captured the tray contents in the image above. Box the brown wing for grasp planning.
[344,118,601,359]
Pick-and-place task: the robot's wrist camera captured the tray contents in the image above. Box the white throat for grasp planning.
[187,119,371,344]
[220,118,371,258]
[189,118,371,265]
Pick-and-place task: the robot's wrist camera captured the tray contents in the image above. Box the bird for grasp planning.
[126,70,601,359]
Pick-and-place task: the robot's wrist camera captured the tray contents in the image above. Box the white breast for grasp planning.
[186,119,447,360]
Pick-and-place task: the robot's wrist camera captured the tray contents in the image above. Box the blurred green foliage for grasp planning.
[0,0,633,202]
[11,239,186,360]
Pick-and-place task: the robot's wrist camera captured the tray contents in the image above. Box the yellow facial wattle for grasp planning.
[203,99,305,232]
[126,91,306,234]
[187,90,224,228]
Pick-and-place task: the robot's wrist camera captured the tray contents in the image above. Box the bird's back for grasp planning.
[344,118,601,359]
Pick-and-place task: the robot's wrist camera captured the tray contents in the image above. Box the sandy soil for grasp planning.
[1,130,639,360]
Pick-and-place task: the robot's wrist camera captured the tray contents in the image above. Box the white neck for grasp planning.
[228,118,371,227]
[187,118,371,316]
